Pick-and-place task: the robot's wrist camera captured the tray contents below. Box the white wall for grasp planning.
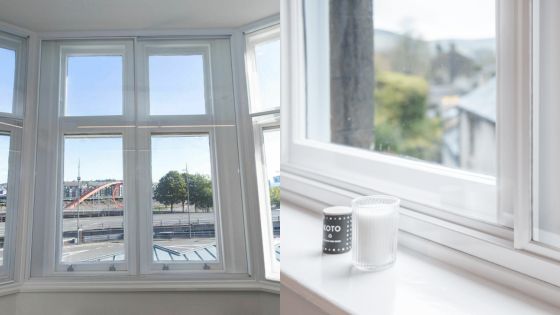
[0,291,279,315]
[0,292,17,314]
[280,286,328,315]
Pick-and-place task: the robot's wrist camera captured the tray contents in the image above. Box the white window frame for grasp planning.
[245,26,281,115]
[245,25,281,281]
[34,37,248,277]
[516,0,560,261]
[0,129,22,281]
[294,0,503,228]
[282,0,560,288]
[61,43,132,118]
[0,30,26,282]
[252,119,280,280]
[135,38,246,274]
[35,40,135,274]
[136,41,212,118]
[0,31,26,117]
[137,129,226,273]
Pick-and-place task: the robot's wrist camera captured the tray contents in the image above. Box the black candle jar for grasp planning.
[322,206,352,254]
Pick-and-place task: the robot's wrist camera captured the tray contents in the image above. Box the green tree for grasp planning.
[269,186,280,210]
[183,173,213,212]
[374,71,442,161]
[390,32,431,78]
[154,171,186,213]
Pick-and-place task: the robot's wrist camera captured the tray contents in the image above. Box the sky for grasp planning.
[149,55,206,115]
[151,135,212,182]
[254,38,280,181]
[263,129,280,180]
[63,132,278,184]
[0,48,15,113]
[374,0,496,40]
[66,56,123,116]
[66,54,207,116]
[254,38,281,111]
[64,136,123,181]
[0,48,14,185]
[62,135,214,183]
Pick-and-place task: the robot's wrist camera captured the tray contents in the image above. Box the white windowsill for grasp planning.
[0,279,280,298]
[281,203,560,315]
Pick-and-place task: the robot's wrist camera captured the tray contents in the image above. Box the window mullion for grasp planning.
[501,0,534,250]
[135,128,152,274]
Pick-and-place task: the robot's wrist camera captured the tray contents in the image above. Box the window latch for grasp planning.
[203,263,211,270]
[162,264,170,271]
[109,264,116,271]
[67,264,74,272]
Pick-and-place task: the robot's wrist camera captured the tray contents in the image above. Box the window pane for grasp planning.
[533,0,560,249]
[62,136,125,263]
[262,128,280,262]
[0,48,15,113]
[0,135,10,265]
[251,38,281,112]
[306,0,496,175]
[66,56,123,116]
[151,135,216,262]
[149,55,206,115]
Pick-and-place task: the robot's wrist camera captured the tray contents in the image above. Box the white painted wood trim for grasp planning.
[282,171,560,289]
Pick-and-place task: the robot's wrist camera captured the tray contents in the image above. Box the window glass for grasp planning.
[0,48,15,113]
[247,27,281,275]
[62,136,125,263]
[66,56,123,116]
[149,55,206,115]
[0,135,9,265]
[262,128,280,262]
[151,135,216,262]
[306,0,497,176]
[533,0,560,249]
[252,38,281,112]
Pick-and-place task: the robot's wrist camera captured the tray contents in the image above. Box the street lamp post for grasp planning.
[184,163,192,239]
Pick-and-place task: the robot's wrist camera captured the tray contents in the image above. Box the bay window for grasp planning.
[283,0,560,290]
[33,37,247,277]
[0,30,25,281]
[245,25,281,280]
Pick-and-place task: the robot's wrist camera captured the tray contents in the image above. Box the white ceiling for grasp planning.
[0,0,279,33]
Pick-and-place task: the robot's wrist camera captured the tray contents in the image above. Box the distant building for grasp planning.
[442,77,496,175]
[431,43,479,88]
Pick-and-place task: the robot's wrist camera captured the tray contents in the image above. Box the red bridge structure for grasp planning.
[64,181,124,209]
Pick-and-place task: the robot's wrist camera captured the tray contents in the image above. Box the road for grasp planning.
[0,209,281,235]
[0,209,280,264]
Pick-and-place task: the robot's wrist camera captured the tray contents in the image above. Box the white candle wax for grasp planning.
[352,196,399,271]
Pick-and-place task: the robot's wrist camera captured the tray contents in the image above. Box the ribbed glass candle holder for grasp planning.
[352,195,400,271]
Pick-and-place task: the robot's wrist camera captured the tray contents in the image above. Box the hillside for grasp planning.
[374,29,495,60]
